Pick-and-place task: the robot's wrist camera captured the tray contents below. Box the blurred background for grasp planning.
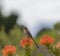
[1,0,60,56]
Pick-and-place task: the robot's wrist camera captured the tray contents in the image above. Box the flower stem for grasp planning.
[25,47,31,56]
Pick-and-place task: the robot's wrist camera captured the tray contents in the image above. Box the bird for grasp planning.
[23,26,39,48]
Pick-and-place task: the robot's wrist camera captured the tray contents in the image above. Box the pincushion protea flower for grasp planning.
[53,42,60,56]
[40,35,54,45]
[2,45,16,56]
[20,37,33,56]
[55,42,60,48]
[20,37,33,48]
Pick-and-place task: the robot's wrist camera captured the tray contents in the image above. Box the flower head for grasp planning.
[40,35,54,45]
[55,42,60,48]
[2,45,16,56]
[20,37,33,48]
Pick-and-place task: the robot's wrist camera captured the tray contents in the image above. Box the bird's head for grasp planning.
[23,26,28,33]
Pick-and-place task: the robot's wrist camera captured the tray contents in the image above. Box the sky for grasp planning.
[1,0,60,37]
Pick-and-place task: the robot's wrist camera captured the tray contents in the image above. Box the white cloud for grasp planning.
[1,0,60,37]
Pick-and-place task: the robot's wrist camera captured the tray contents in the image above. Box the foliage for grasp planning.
[54,22,60,30]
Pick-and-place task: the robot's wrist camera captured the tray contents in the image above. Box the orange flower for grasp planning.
[2,45,16,56]
[40,35,54,45]
[20,37,33,48]
[55,42,60,48]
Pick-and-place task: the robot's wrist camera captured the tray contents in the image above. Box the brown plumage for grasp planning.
[23,26,39,48]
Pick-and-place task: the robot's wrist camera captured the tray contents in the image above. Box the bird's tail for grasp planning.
[29,36,39,48]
